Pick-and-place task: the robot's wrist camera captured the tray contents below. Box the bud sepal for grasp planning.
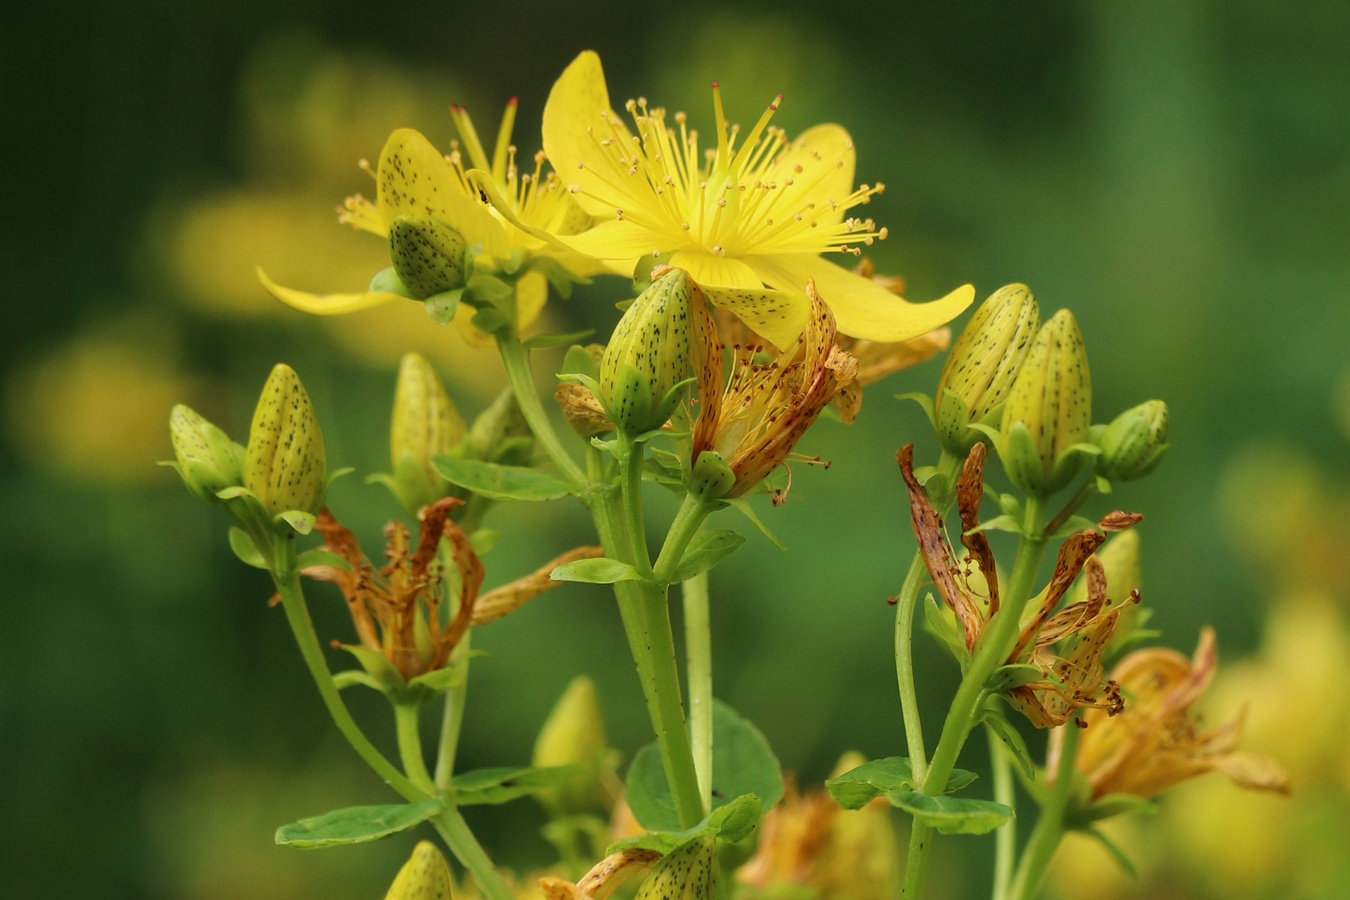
[1095,399,1170,484]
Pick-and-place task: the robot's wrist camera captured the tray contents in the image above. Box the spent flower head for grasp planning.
[480,51,973,348]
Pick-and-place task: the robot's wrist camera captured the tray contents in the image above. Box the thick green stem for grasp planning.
[1008,722,1081,900]
[496,333,587,486]
[903,496,1048,898]
[394,700,435,794]
[652,491,711,583]
[618,435,654,578]
[270,537,423,801]
[434,634,472,791]
[989,721,1017,900]
[682,569,714,811]
[432,808,514,900]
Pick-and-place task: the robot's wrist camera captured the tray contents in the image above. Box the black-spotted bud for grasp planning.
[383,840,453,900]
[635,838,716,900]
[999,310,1092,497]
[600,266,698,437]
[168,404,243,504]
[389,214,468,300]
[1096,400,1169,482]
[532,676,613,815]
[244,364,327,517]
[390,353,466,511]
[935,284,1040,454]
[466,388,533,466]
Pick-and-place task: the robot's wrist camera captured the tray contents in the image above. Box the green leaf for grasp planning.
[550,557,646,585]
[626,701,783,833]
[228,527,268,569]
[895,391,937,430]
[972,514,1024,535]
[274,797,444,848]
[560,345,601,379]
[606,794,764,854]
[451,764,582,806]
[407,666,467,694]
[1084,827,1139,879]
[886,792,1012,835]
[432,457,578,502]
[295,548,352,571]
[1047,514,1099,541]
[981,709,1036,784]
[524,329,595,349]
[469,529,500,556]
[726,498,787,550]
[276,510,316,535]
[1082,793,1157,825]
[826,758,978,810]
[922,592,968,661]
[985,664,1045,692]
[338,645,405,693]
[332,670,385,692]
[423,288,463,326]
[672,529,745,582]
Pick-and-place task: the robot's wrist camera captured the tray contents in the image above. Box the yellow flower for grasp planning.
[691,280,858,502]
[1058,627,1292,801]
[478,51,973,349]
[260,98,598,345]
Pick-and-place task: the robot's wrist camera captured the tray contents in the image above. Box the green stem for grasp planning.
[682,568,714,811]
[903,495,1048,899]
[496,332,587,487]
[652,491,711,583]
[434,633,472,791]
[894,551,931,782]
[989,721,1017,900]
[432,807,514,900]
[1008,722,1081,900]
[1044,479,1098,536]
[618,435,654,577]
[269,536,423,802]
[394,700,435,794]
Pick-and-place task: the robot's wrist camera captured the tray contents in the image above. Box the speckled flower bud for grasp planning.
[389,214,468,300]
[1096,399,1169,482]
[244,364,327,516]
[466,388,533,466]
[168,404,243,504]
[935,284,1040,454]
[390,353,465,510]
[999,309,1092,497]
[532,676,612,815]
[383,841,452,900]
[600,267,698,436]
[635,838,716,900]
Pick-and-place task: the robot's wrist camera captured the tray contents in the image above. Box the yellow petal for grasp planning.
[770,124,856,228]
[376,128,508,261]
[746,255,975,342]
[541,51,618,219]
[258,267,403,316]
[670,251,760,289]
[701,285,809,351]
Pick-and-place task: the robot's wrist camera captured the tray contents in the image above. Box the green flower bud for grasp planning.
[383,841,452,900]
[999,309,1092,497]
[532,676,613,815]
[466,387,533,466]
[636,838,716,900]
[390,353,466,510]
[388,214,468,300]
[1096,399,1169,482]
[168,404,243,504]
[600,267,698,436]
[244,364,327,517]
[935,284,1040,454]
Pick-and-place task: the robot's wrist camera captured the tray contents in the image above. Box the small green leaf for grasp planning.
[887,792,1012,835]
[423,288,463,326]
[606,794,764,854]
[228,527,268,569]
[277,510,316,535]
[275,797,444,848]
[672,529,745,582]
[407,666,466,694]
[469,529,500,556]
[551,557,646,585]
[432,457,578,501]
[332,670,385,692]
[1082,793,1157,824]
[560,345,601,379]
[295,548,352,571]
[981,709,1036,784]
[451,764,582,806]
[524,329,595,349]
[626,701,783,833]
[972,514,1024,535]
[826,758,977,810]
[725,498,787,550]
[985,664,1045,692]
[338,645,405,693]
[895,391,937,430]
[1084,826,1140,879]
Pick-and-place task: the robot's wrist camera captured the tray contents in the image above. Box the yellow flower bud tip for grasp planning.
[600,266,699,435]
[384,840,453,900]
[999,309,1092,496]
[1096,399,1169,482]
[244,364,327,517]
[533,675,612,814]
[388,214,468,300]
[636,838,717,900]
[391,353,466,479]
[935,284,1040,453]
[168,404,242,501]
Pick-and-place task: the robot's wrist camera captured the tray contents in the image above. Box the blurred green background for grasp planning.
[6,2,1350,897]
